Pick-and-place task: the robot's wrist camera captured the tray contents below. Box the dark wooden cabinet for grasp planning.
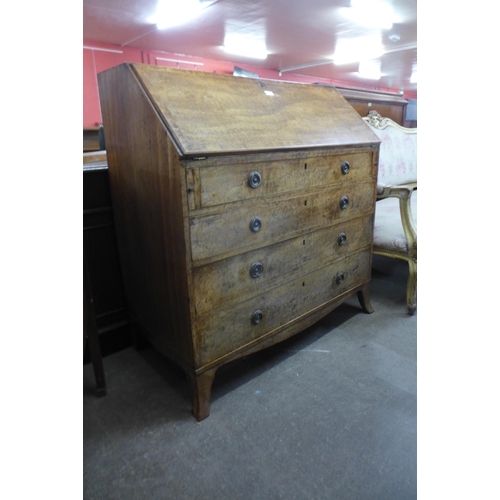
[83,128,100,152]
[98,63,380,420]
[83,155,130,360]
[335,86,409,126]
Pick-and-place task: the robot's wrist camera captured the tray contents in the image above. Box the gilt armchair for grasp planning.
[363,110,417,314]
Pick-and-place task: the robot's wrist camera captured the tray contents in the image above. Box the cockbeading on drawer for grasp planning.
[195,247,372,366]
[186,150,376,209]
[189,181,376,262]
[192,214,374,315]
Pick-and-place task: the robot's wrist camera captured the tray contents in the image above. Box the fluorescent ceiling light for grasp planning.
[349,0,394,30]
[410,63,417,83]
[154,0,216,30]
[358,60,381,80]
[224,34,268,59]
[333,36,384,65]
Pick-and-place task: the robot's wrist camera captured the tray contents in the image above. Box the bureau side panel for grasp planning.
[98,64,194,367]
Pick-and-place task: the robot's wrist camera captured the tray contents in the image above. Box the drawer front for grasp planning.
[190,180,375,262]
[192,214,373,315]
[193,152,375,208]
[195,248,371,365]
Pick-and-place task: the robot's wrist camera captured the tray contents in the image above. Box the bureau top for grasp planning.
[100,63,379,157]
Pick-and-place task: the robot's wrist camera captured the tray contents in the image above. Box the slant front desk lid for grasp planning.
[124,63,379,157]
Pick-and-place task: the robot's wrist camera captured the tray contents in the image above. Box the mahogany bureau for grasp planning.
[98,63,380,420]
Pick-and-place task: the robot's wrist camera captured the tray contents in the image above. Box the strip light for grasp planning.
[223,34,268,60]
[333,36,384,65]
[156,57,204,66]
[358,60,382,80]
[154,0,217,30]
[410,63,417,83]
[349,0,394,30]
[83,46,123,54]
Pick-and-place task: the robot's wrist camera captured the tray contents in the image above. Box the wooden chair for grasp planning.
[363,111,417,314]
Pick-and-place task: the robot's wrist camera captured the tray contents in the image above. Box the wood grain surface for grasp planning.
[132,64,379,156]
[98,63,379,420]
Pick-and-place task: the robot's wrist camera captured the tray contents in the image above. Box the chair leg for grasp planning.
[406,259,417,315]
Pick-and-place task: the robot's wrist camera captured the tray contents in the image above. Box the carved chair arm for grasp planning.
[377,182,417,199]
[376,183,417,252]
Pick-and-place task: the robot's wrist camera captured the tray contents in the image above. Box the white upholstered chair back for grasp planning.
[363,112,417,194]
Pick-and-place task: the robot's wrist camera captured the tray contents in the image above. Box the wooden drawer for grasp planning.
[195,247,371,365]
[192,214,374,315]
[189,151,375,209]
[190,180,375,262]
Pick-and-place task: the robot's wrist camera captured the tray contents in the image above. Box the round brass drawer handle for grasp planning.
[248,171,262,189]
[251,309,264,325]
[340,196,349,210]
[250,216,262,233]
[250,262,264,278]
[338,232,347,246]
[341,160,350,175]
[336,272,345,285]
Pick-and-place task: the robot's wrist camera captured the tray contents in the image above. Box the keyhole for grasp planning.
[302,282,305,287]
[304,200,307,206]
[304,163,308,170]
